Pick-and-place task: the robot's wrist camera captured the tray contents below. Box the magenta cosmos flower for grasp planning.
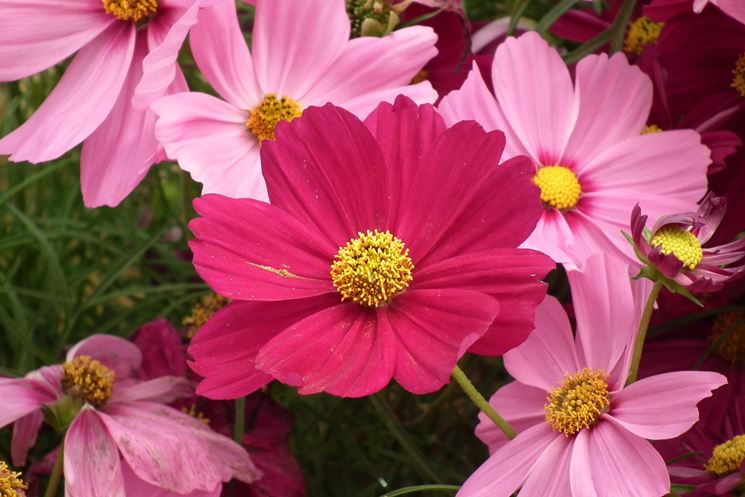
[151,0,438,200]
[461,254,727,497]
[0,335,258,497]
[438,32,709,270]
[187,96,554,398]
[0,0,208,207]
[630,193,745,291]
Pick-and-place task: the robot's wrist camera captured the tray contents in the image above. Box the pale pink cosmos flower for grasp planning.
[461,254,727,497]
[0,335,258,497]
[438,32,710,270]
[0,0,212,207]
[151,0,438,200]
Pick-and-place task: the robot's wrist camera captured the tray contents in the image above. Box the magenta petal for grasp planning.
[132,318,187,379]
[11,410,42,466]
[476,381,547,453]
[0,24,135,163]
[610,371,727,440]
[111,376,194,405]
[189,195,337,301]
[64,408,125,497]
[67,334,143,379]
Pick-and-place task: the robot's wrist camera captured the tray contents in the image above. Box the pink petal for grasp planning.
[0,0,113,81]
[609,371,727,440]
[188,0,260,108]
[519,435,573,497]
[570,418,669,497]
[520,209,577,268]
[80,32,162,207]
[0,24,135,163]
[122,461,221,497]
[67,334,143,379]
[100,402,259,491]
[111,376,194,405]
[457,423,558,497]
[490,32,576,163]
[261,103,390,247]
[188,297,337,399]
[504,296,579,392]
[328,82,438,119]
[132,318,187,379]
[251,0,348,97]
[475,381,547,453]
[0,379,47,428]
[562,52,652,164]
[715,0,745,24]
[152,92,266,199]
[189,195,337,301]
[11,410,43,466]
[64,408,125,497]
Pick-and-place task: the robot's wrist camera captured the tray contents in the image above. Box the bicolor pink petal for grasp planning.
[610,371,727,440]
[64,408,125,497]
[189,195,336,300]
[67,334,143,379]
[0,23,135,163]
[457,423,558,497]
[519,435,573,497]
[11,410,43,466]
[122,462,221,497]
[0,0,113,81]
[152,92,266,199]
[111,376,193,404]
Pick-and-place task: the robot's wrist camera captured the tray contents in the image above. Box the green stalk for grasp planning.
[43,442,64,497]
[233,397,246,444]
[626,281,662,385]
[451,366,515,440]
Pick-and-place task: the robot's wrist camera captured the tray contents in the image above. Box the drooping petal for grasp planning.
[111,376,194,405]
[0,379,48,429]
[67,334,143,379]
[11,410,43,466]
[152,92,266,199]
[122,461,221,497]
[0,23,135,163]
[519,435,573,497]
[609,371,727,440]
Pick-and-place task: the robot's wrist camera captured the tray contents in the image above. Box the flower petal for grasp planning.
[0,379,47,429]
[67,334,143,379]
[476,381,547,453]
[111,376,194,405]
[519,435,573,497]
[11,410,43,466]
[122,461,221,497]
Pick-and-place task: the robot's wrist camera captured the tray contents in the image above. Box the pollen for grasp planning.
[533,166,582,210]
[102,0,157,22]
[705,434,745,476]
[650,226,703,271]
[246,94,302,142]
[330,229,414,308]
[61,355,114,408]
[0,460,26,497]
[545,368,610,436]
[731,53,745,98]
[183,293,229,339]
[642,124,663,134]
[182,404,210,425]
[709,312,745,364]
[623,16,663,55]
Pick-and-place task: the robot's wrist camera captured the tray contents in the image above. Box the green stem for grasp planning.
[380,484,460,497]
[233,397,246,444]
[626,281,662,385]
[451,366,515,440]
[44,442,64,497]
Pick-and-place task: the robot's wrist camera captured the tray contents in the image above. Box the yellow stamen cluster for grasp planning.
[533,166,582,210]
[642,124,663,134]
[731,53,745,98]
[545,368,610,436]
[709,312,745,364]
[650,227,703,271]
[624,17,663,55]
[705,434,745,476]
[0,461,26,497]
[102,0,157,22]
[183,293,229,338]
[182,404,210,425]
[331,230,414,308]
[61,355,114,408]
[246,94,302,142]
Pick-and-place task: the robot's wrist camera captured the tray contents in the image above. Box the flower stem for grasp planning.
[233,396,246,444]
[451,365,515,440]
[44,442,64,497]
[626,281,663,385]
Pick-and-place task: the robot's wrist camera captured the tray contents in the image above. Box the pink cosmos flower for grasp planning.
[187,96,554,399]
[0,0,209,207]
[151,0,438,200]
[645,0,745,25]
[0,335,258,496]
[438,32,709,270]
[461,254,727,497]
[630,193,745,292]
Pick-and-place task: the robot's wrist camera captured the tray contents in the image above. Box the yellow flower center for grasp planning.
[624,16,663,55]
[709,312,745,364]
[330,229,414,308]
[61,355,114,408]
[101,0,157,22]
[731,53,745,98]
[0,461,26,497]
[705,434,745,476]
[642,124,663,134]
[246,94,303,142]
[533,166,582,210]
[545,368,610,436]
[650,227,703,271]
[183,293,229,339]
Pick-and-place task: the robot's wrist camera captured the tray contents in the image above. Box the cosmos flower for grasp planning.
[0,0,208,207]
[461,254,727,497]
[0,335,258,496]
[437,31,709,270]
[151,0,438,200]
[187,96,554,399]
